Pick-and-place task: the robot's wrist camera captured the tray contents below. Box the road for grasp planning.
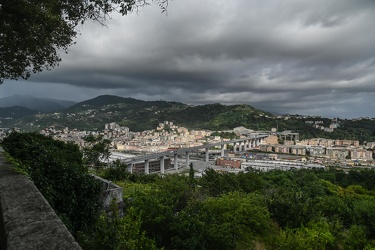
[164,158,243,176]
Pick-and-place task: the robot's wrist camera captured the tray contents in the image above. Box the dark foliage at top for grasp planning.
[0,0,169,83]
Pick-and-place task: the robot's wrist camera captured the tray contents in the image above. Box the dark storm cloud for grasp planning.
[2,0,375,118]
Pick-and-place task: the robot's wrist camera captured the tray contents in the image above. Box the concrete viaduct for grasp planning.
[122,134,269,174]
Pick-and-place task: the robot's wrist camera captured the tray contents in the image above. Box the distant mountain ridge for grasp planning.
[68,95,186,110]
[6,94,277,131]
[0,95,77,112]
[73,95,143,106]
[1,94,375,143]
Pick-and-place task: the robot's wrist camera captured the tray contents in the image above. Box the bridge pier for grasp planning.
[221,145,225,157]
[185,151,190,168]
[233,143,237,153]
[160,156,165,174]
[205,148,209,162]
[244,140,248,151]
[128,164,133,174]
[174,154,178,170]
[144,159,149,174]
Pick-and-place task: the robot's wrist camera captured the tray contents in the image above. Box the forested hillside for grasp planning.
[2,95,375,142]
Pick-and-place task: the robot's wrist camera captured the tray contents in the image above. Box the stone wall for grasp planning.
[0,152,82,250]
[92,175,124,215]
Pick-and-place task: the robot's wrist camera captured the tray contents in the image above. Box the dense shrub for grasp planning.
[96,167,375,249]
[1,131,102,235]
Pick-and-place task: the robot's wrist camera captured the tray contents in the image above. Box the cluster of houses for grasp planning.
[258,135,375,165]
[2,121,375,171]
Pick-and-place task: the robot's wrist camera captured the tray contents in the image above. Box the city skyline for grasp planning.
[1,0,375,118]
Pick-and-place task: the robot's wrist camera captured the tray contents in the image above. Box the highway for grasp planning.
[121,134,268,165]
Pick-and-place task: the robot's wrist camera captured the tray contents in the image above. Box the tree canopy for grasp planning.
[87,167,375,249]
[0,0,169,83]
[3,131,375,249]
[82,134,111,166]
[1,131,102,235]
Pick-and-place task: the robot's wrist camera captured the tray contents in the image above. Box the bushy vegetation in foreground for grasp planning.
[3,131,375,249]
[1,132,102,235]
[91,166,375,250]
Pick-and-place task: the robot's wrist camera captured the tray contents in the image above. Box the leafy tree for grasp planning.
[122,174,196,249]
[94,166,375,249]
[189,162,195,186]
[272,219,335,250]
[172,192,273,250]
[236,171,264,193]
[83,134,111,166]
[97,159,130,181]
[340,224,368,250]
[262,170,327,228]
[78,204,158,250]
[200,168,242,197]
[352,198,375,239]
[316,195,354,228]
[0,0,169,83]
[1,131,102,235]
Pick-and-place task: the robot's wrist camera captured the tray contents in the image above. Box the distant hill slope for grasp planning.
[0,106,37,121]
[67,95,184,111]
[169,103,275,130]
[3,95,375,143]
[41,98,76,109]
[0,95,76,112]
[7,95,287,131]
[67,95,141,110]
[11,95,188,131]
[65,95,284,131]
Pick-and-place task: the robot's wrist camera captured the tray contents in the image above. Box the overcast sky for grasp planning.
[1,0,375,118]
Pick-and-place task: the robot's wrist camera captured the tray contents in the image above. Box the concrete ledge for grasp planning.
[0,154,82,250]
[92,175,124,215]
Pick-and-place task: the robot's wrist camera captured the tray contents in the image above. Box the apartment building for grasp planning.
[350,149,374,161]
[326,147,349,159]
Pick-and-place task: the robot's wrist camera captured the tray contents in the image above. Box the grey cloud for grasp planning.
[2,0,375,118]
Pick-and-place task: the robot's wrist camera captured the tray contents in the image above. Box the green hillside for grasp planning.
[0,106,37,123]
[3,95,375,142]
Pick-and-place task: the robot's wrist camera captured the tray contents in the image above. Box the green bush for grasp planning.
[1,131,102,235]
